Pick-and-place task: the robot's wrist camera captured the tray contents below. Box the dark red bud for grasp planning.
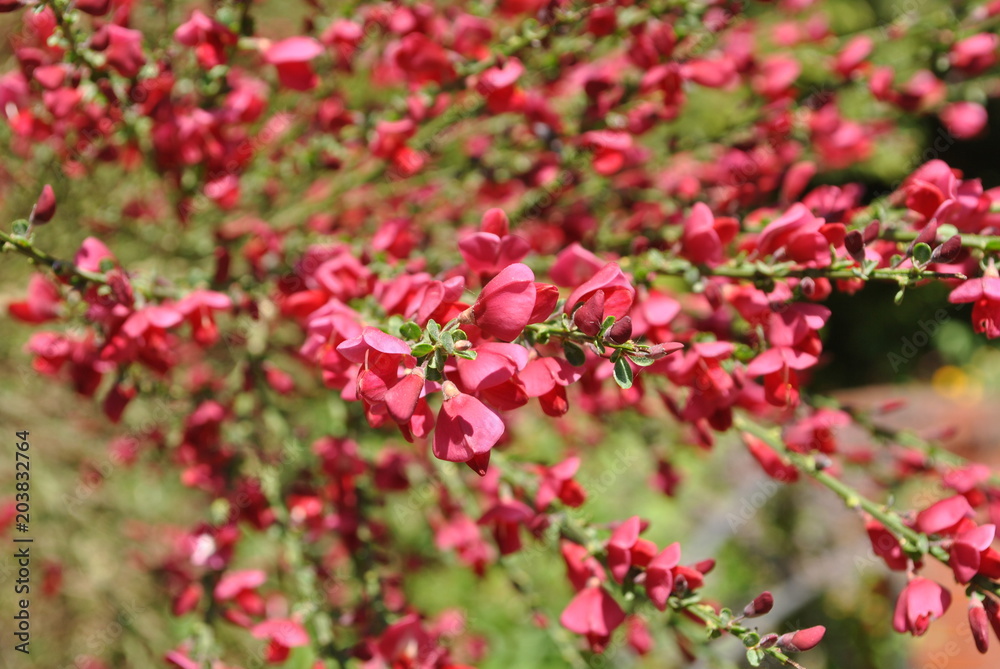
[863,220,881,244]
[844,229,866,263]
[606,316,633,344]
[930,234,962,264]
[777,625,825,652]
[970,599,990,654]
[31,184,56,224]
[758,633,778,649]
[743,591,774,618]
[573,291,605,337]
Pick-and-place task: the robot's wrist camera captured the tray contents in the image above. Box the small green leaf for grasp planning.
[99,258,115,272]
[452,329,468,341]
[454,350,477,360]
[11,220,29,236]
[613,356,633,389]
[410,342,434,358]
[426,319,441,341]
[894,288,905,305]
[439,331,455,354]
[400,321,422,340]
[627,353,656,367]
[912,242,932,265]
[746,649,765,667]
[743,632,761,647]
[598,314,616,338]
[563,341,586,367]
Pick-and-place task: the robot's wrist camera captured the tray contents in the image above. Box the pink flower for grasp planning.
[756,203,843,267]
[174,10,236,68]
[560,582,626,653]
[893,578,951,636]
[645,542,681,610]
[8,274,60,323]
[458,208,531,275]
[264,37,324,91]
[970,598,990,654]
[950,33,999,75]
[915,494,974,534]
[467,263,537,342]
[432,381,504,465]
[949,271,1000,338]
[606,516,656,583]
[950,522,996,584]
[777,625,825,652]
[535,456,586,509]
[251,618,309,663]
[680,203,739,266]
[741,432,799,482]
[103,25,147,78]
[564,261,635,320]
[940,101,988,140]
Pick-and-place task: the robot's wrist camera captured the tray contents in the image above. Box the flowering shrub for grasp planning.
[3,0,1000,667]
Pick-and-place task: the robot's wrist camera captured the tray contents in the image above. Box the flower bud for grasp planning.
[757,633,778,649]
[930,234,962,264]
[743,591,774,618]
[844,230,866,263]
[776,625,825,652]
[863,220,881,243]
[31,184,56,224]
[606,315,632,344]
[969,599,990,654]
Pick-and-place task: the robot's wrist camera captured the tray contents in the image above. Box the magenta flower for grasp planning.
[31,183,55,224]
[893,578,951,636]
[560,581,626,653]
[948,272,1000,339]
[432,381,504,464]
[467,262,537,342]
[777,625,826,652]
[264,37,324,91]
[914,494,974,534]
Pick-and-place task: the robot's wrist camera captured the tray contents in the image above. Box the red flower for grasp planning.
[466,262,537,342]
[645,542,681,610]
[914,494,974,535]
[607,516,656,583]
[264,37,324,91]
[8,274,60,323]
[103,26,147,78]
[458,208,531,274]
[940,101,988,140]
[949,522,996,584]
[680,202,738,266]
[893,577,951,636]
[560,581,626,653]
[174,10,236,68]
[251,618,309,663]
[535,456,586,509]
[741,432,799,482]
[948,271,1000,339]
[432,381,504,465]
[564,261,635,320]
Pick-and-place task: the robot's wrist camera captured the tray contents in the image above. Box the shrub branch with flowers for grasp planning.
[4,0,1000,666]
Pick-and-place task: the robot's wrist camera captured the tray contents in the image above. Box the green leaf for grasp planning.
[439,331,455,355]
[563,341,586,367]
[454,350,477,360]
[410,342,434,358]
[11,219,29,236]
[912,242,932,264]
[613,356,633,389]
[746,649,765,667]
[894,288,905,305]
[426,319,440,341]
[598,314,616,338]
[452,328,468,341]
[400,321,422,340]
[627,353,656,367]
[743,632,761,647]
